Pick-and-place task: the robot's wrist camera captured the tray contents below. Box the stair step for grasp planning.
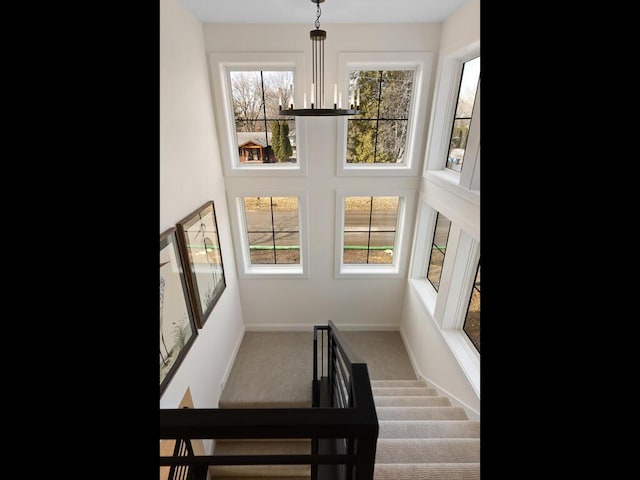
[378,420,480,438]
[210,440,311,477]
[370,380,426,388]
[376,406,468,421]
[376,438,480,463]
[374,396,451,407]
[372,387,438,397]
[374,462,480,480]
[212,478,310,480]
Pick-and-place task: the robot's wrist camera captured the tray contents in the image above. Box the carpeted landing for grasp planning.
[211,331,479,479]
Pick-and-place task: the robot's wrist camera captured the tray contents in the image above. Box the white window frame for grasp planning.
[407,197,479,397]
[335,52,434,177]
[423,46,480,191]
[228,189,310,279]
[208,52,308,177]
[440,235,480,396]
[334,189,411,278]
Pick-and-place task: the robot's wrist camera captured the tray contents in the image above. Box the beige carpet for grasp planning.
[219,330,417,408]
[219,332,313,408]
[341,331,417,380]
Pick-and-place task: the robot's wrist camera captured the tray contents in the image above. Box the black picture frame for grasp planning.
[160,227,198,396]
[175,201,226,329]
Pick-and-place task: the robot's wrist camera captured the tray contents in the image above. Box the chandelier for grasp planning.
[279,0,359,117]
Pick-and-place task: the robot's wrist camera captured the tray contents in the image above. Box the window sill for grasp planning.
[227,163,306,177]
[409,278,436,316]
[440,329,480,397]
[240,264,308,279]
[336,264,401,279]
[424,170,480,207]
[338,163,416,177]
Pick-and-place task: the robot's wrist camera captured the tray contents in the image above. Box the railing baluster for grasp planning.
[161,320,378,480]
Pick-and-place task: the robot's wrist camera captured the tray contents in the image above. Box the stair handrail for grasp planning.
[160,321,378,480]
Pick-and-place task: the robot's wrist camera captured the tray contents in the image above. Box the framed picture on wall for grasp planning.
[175,201,226,329]
[160,227,199,396]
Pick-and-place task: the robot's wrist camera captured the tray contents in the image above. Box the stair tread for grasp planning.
[213,440,311,455]
[373,387,439,396]
[370,380,426,387]
[378,420,480,438]
[374,395,451,406]
[376,438,480,464]
[211,477,310,480]
[376,406,468,421]
[209,465,311,477]
[374,462,480,480]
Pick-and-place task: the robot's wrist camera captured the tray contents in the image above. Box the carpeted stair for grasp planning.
[209,332,478,479]
[372,379,480,480]
[209,378,479,479]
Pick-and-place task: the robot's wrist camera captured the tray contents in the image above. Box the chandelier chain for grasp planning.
[314,2,322,29]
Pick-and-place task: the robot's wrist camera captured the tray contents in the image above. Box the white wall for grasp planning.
[203,23,441,330]
[399,0,480,415]
[160,0,245,418]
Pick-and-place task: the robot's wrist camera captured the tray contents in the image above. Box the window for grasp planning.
[243,196,300,264]
[208,52,306,176]
[336,191,409,277]
[445,56,480,172]
[426,212,452,291]
[347,70,414,165]
[343,196,399,265]
[336,52,433,177]
[230,191,309,278]
[463,261,480,352]
[230,70,296,165]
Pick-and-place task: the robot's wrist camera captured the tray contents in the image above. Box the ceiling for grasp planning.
[177,0,469,24]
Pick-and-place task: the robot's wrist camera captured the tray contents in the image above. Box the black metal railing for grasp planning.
[166,437,207,480]
[160,320,378,480]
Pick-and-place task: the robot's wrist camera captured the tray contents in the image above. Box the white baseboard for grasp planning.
[219,324,246,398]
[244,323,316,331]
[330,323,399,331]
[244,322,400,332]
[399,327,480,421]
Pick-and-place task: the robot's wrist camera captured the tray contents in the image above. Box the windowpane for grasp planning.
[346,120,377,163]
[378,70,413,119]
[463,262,480,353]
[343,196,399,265]
[343,232,370,264]
[377,120,408,164]
[371,196,398,231]
[248,233,275,264]
[274,232,300,264]
[426,212,451,291]
[347,69,413,164]
[243,196,300,265]
[445,57,479,172]
[446,118,471,172]
[230,70,296,164]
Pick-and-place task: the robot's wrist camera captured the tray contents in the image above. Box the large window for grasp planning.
[343,196,399,265]
[426,212,451,291]
[346,70,414,165]
[337,52,433,177]
[336,192,408,277]
[463,261,480,352]
[230,192,309,278]
[230,70,296,165]
[445,56,480,172]
[209,52,306,176]
[242,196,300,265]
